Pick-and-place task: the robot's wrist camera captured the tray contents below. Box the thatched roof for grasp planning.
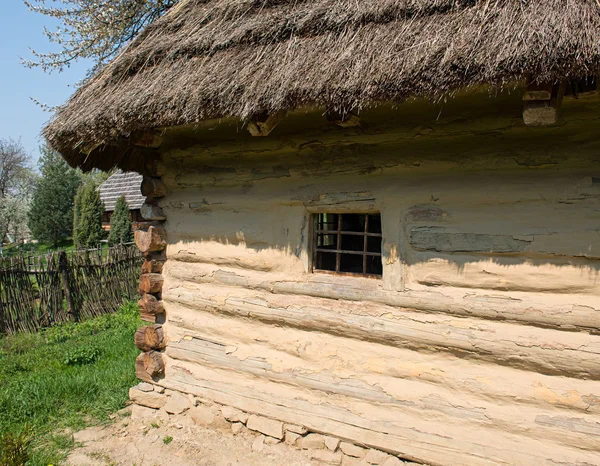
[99,171,145,212]
[46,0,600,163]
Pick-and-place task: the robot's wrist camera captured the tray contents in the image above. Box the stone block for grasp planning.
[300,433,326,450]
[311,450,343,465]
[130,404,158,420]
[324,436,340,451]
[231,422,244,435]
[252,435,265,452]
[221,406,249,424]
[164,392,191,415]
[264,436,282,445]
[284,431,302,446]
[135,382,154,392]
[284,423,308,435]
[190,405,215,426]
[381,457,404,466]
[129,387,165,409]
[340,442,366,458]
[365,449,393,465]
[246,415,284,439]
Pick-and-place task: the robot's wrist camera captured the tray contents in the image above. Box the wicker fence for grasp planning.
[0,244,142,334]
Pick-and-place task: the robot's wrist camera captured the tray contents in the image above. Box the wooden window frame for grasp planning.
[311,213,383,279]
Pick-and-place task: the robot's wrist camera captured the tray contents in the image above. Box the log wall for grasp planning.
[148,90,600,465]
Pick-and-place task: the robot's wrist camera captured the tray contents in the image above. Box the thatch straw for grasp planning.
[45,0,600,164]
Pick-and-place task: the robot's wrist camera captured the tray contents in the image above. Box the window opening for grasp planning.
[313,213,382,277]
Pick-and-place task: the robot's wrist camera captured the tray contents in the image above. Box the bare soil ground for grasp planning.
[66,404,320,466]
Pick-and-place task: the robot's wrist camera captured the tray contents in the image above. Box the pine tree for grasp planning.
[107,196,133,246]
[28,146,81,247]
[73,183,105,249]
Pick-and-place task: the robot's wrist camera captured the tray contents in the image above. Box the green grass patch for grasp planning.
[0,301,142,465]
[2,240,75,258]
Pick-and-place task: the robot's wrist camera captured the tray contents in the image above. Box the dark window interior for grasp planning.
[313,213,382,277]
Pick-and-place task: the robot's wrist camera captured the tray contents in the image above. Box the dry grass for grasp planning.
[46,0,600,165]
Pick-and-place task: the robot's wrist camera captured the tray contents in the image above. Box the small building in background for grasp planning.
[98,171,145,230]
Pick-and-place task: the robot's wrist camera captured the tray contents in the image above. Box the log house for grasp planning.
[45,1,600,464]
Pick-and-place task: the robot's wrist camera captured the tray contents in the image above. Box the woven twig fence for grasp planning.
[0,244,142,334]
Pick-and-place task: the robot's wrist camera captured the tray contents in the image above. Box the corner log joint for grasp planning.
[247,110,286,136]
[326,110,360,128]
[135,226,167,255]
[141,202,167,221]
[135,351,165,383]
[138,293,165,322]
[523,81,566,126]
[141,176,167,199]
[134,324,166,352]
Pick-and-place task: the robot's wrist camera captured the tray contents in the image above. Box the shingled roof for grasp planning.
[45,0,600,165]
[99,171,145,212]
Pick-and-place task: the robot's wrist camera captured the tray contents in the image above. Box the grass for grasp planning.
[1,240,76,258]
[0,301,142,465]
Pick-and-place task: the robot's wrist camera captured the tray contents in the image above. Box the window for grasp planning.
[312,213,382,277]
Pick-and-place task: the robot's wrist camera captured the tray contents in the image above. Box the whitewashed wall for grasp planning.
[153,90,600,465]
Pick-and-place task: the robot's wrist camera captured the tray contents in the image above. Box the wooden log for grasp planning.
[523,83,553,101]
[141,177,167,198]
[140,202,167,221]
[167,285,600,380]
[141,259,165,274]
[165,307,600,415]
[247,110,286,136]
[523,82,566,126]
[134,324,166,351]
[166,335,600,451]
[135,226,167,254]
[131,130,162,148]
[139,273,164,294]
[144,157,166,177]
[167,262,600,332]
[162,362,600,466]
[138,293,165,316]
[326,110,360,128]
[136,351,165,383]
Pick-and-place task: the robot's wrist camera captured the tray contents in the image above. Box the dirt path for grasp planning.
[66,403,321,466]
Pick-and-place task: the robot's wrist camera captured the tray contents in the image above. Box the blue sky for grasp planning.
[0,2,89,163]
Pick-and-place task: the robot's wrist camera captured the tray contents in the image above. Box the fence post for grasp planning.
[59,251,78,322]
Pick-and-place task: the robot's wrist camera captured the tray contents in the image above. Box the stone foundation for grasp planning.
[129,383,423,466]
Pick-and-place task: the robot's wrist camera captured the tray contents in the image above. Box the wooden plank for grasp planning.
[410,227,531,253]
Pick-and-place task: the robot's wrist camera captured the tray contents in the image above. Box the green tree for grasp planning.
[73,183,105,248]
[28,146,81,247]
[107,196,133,246]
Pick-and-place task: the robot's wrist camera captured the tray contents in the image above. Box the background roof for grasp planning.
[99,171,145,212]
